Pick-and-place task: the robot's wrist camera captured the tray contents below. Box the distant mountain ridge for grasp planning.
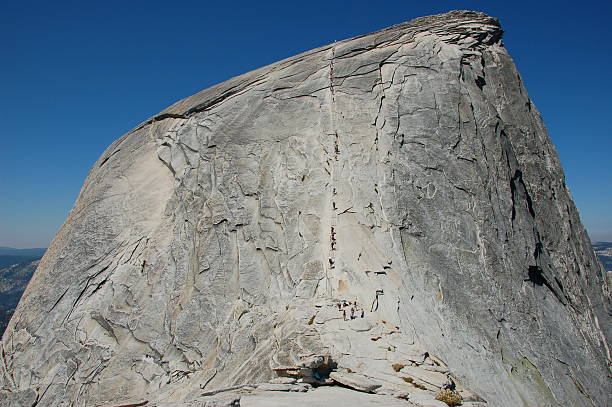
[0,247,46,268]
[0,247,46,255]
[593,242,612,272]
[0,260,40,336]
[0,248,45,336]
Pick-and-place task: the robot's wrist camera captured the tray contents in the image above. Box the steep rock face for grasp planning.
[1,11,610,407]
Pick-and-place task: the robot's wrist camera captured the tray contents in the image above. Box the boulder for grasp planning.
[330,371,382,393]
[399,366,451,389]
[408,391,450,407]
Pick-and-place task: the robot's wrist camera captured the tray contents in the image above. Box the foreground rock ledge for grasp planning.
[1,10,610,407]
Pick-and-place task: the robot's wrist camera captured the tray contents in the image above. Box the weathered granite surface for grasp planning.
[1,10,610,407]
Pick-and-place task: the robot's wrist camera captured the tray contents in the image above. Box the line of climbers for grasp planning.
[336,299,365,321]
[331,225,336,251]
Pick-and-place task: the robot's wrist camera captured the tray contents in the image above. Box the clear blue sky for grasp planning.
[1,0,611,248]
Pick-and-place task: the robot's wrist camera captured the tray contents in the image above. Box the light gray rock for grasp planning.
[242,386,415,407]
[409,394,449,407]
[329,371,382,393]
[155,395,241,407]
[0,10,609,407]
[268,377,297,384]
[204,397,241,407]
[0,389,37,407]
[399,366,451,389]
[458,388,486,403]
[348,317,374,331]
[256,383,309,392]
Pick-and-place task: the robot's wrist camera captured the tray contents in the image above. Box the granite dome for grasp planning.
[1,10,609,407]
